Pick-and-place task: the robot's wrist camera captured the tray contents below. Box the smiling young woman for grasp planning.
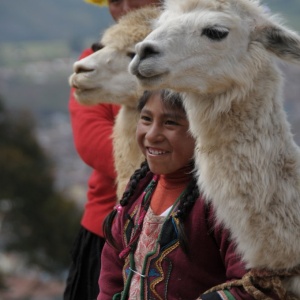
[98,90,278,300]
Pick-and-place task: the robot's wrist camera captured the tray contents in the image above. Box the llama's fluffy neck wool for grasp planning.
[113,106,144,199]
[183,62,300,270]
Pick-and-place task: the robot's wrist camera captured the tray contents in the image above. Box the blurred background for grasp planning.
[0,0,299,299]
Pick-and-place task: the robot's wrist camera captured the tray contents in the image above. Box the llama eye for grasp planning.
[127,52,136,59]
[202,27,229,41]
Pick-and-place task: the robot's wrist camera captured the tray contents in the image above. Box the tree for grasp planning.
[0,96,81,274]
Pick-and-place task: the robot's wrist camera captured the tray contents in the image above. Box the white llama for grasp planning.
[129,0,300,297]
[69,6,160,199]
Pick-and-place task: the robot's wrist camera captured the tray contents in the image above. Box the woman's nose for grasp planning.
[146,124,164,142]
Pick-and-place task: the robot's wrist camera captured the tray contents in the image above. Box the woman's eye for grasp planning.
[140,115,151,122]
[109,0,121,4]
[165,120,178,125]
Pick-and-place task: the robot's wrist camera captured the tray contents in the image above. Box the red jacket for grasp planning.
[69,48,120,237]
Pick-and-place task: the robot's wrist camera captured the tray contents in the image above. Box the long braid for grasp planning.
[119,160,149,207]
[103,160,149,248]
[174,172,199,253]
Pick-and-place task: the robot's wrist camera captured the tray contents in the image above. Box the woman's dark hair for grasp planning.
[137,89,185,112]
[103,89,198,253]
[103,160,150,248]
[174,173,199,253]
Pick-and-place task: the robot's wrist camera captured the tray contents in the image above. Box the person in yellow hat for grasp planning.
[64,0,162,300]
[85,0,162,21]
[84,0,108,7]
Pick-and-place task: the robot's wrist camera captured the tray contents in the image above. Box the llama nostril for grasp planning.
[74,65,95,74]
[139,44,160,60]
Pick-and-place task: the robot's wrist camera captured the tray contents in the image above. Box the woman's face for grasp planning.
[108,0,161,21]
[136,92,195,175]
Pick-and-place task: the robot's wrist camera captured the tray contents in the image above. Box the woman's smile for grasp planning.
[146,147,170,156]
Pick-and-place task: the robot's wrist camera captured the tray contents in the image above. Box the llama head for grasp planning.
[69,6,160,107]
[129,0,300,95]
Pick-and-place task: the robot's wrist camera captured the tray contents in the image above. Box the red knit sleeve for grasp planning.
[98,216,124,300]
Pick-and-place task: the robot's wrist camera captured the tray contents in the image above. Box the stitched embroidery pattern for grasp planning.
[123,205,139,245]
[162,257,173,300]
[129,207,165,299]
[150,241,180,300]
[142,241,161,298]
[122,256,130,284]
[119,177,159,260]
[120,175,190,299]
[217,290,234,300]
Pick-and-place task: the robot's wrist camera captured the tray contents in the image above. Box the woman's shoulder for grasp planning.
[188,195,222,230]
[191,194,209,213]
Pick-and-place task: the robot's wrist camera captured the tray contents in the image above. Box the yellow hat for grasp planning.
[84,0,108,6]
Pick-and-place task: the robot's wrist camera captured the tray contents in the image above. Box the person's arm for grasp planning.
[69,48,120,179]
[98,243,124,300]
[194,225,252,300]
[199,206,279,300]
[203,226,251,300]
[97,212,125,300]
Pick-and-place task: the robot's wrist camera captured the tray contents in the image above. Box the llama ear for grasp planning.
[255,25,300,64]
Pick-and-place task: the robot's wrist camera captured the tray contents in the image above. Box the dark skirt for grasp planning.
[63,226,105,300]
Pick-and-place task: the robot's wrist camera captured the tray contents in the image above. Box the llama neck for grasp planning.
[183,67,299,210]
[113,105,144,199]
[183,69,300,270]
[185,68,292,152]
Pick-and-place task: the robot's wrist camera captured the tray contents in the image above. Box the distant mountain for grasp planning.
[0,0,299,44]
[0,0,113,43]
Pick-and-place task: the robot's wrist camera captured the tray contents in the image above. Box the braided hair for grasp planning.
[174,171,200,253]
[137,89,185,112]
[103,160,150,248]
